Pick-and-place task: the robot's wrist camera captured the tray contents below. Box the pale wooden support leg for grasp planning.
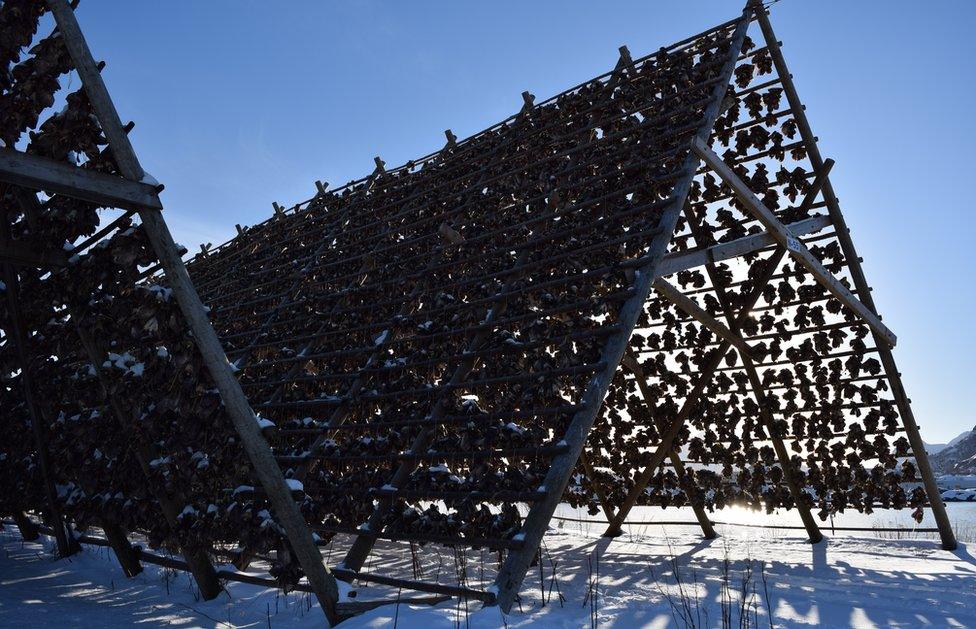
[754,7,956,550]
[46,1,341,618]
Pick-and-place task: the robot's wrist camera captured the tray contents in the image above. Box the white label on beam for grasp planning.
[786,234,803,253]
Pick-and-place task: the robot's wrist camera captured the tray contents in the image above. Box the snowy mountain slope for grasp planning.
[925,428,972,455]
[930,425,976,474]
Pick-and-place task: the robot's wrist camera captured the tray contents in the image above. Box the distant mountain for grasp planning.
[925,428,973,455]
[929,426,976,475]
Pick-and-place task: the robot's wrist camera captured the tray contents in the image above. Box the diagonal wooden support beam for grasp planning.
[620,353,716,539]
[679,199,823,544]
[46,1,341,621]
[692,137,897,347]
[653,277,756,359]
[604,248,787,537]
[0,148,162,211]
[657,214,831,277]
[754,6,955,550]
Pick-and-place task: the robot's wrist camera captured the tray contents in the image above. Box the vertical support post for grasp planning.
[99,520,143,577]
[755,7,956,550]
[1,261,77,558]
[12,512,40,541]
[46,1,341,619]
[492,11,754,611]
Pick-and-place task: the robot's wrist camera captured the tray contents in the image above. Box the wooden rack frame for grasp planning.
[0,1,955,625]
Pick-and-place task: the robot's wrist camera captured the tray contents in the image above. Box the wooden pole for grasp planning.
[0,147,162,211]
[621,354,717,539]
[492,10,754,612]
[0,261,77,558]
[754,6,956,550]
[45,1,341,618]
[11,512,40,541]
[603,249,787,536]
[99,520,143,577]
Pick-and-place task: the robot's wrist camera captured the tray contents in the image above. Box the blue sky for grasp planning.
[73,1,974,442]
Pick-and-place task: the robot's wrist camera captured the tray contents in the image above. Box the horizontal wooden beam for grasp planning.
[0,148,162,211]
[653,277,756,358]
[658,214,832,276]
[691,138,897,347]
[0,239,67,268]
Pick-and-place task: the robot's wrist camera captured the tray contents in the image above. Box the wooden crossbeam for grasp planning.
[0,148,162,211]
[691,137,897,347]
[653,277,755,358]
[657,214,831,276]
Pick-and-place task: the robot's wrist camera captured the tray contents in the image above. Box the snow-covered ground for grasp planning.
[2,504,975,628]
